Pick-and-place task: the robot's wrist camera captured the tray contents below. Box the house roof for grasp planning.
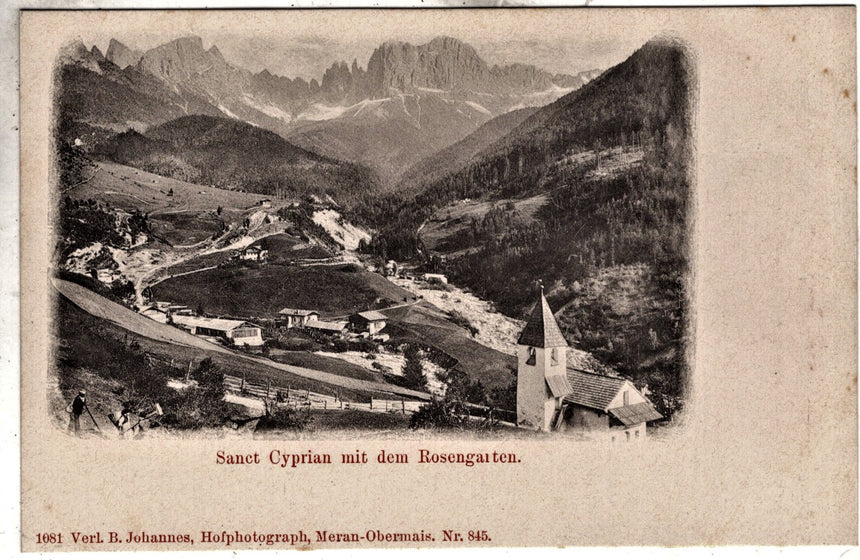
[279,308,318,316]
[171,315,257,332]
[306,319,347,332]
[608,402,663,426]
[563,368,627,411]
[517,291,568,348]
[354,310,387,321]
[546,374,574,398]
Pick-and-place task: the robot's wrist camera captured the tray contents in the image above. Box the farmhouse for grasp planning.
[259,198,272,208]
[516,290,661,440]
[349,311,387,335]
[240,246,269,262]
[279,308,320,329]
[171,315,264,347]
[305,319,348,335]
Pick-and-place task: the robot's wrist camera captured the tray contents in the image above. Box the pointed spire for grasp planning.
[517,288,568,348]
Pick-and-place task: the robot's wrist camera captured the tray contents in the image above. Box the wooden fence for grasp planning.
[223,374,426,414]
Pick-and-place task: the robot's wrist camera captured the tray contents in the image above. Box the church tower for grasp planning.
[516,288,572,431]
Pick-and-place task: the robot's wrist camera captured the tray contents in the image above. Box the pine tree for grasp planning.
[402,344,427,391]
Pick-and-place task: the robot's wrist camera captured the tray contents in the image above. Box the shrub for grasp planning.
[410,397,469,429]
[255,405,312,432]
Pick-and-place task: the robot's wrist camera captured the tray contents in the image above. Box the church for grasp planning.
[516,290,662,440]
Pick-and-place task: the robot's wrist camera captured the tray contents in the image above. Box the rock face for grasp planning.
[367,37,554,95]
[105,39,142,69]
[57,40,103,74]
[136,36,228,83]
[312,36,591,101]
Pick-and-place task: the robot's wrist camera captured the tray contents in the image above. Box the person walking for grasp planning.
[66,389,86,436]
[116,404,131,438]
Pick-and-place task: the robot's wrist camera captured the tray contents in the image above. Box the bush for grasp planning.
[447,310,478,337]
[255,405,312,432]
[410,397,469,429]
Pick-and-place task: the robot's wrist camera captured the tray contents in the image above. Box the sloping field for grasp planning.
[385,303,516,389]
[67,160,266,214]
[53,278,430,400]
[421,194,547,254]
[150,264,412,319]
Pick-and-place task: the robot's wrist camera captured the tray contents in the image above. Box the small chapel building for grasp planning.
[516,290,662,440]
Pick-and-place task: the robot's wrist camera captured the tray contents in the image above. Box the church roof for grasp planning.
[563,368,627,411]
[546,374,574,398]
[517,291,569,348]
[608,402,663,426]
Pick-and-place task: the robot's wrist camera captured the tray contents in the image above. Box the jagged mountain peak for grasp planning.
[164,35,205,50]
[90,45,105,62]
[136,35,226,83]
[106,39,143,69]
[57,39,102,74]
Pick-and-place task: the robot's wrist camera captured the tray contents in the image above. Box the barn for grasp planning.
[305,319,348,335]
[349,311,387,335]
[171,316,264,347]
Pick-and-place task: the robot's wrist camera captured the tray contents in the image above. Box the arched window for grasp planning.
[526,346,536,366]
[550,347,558,366]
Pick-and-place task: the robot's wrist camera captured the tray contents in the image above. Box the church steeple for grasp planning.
[516,287,571,431]
[517,288,568,348]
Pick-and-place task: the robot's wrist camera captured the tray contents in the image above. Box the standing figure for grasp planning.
[66,390,86,436]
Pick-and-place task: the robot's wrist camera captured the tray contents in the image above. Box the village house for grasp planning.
[279,308,320,329]
[258,198,272,208]
[516,290,662,440]
[239,246,269,262]
[349,311,387,335]
[305,319,348,336]
[171,315,264,347]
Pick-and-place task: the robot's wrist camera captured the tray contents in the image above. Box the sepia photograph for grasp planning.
[50,20,689,441]
[17,6,856,552]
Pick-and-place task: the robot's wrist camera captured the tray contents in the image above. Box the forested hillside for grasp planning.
[94,115,381,206]
[358,37,694,417]
[396,106,539,195]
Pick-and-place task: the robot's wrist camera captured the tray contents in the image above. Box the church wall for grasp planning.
[565,405,609,431]
[606,381,647,409]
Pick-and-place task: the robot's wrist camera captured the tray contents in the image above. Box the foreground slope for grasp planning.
[54,278,431,400]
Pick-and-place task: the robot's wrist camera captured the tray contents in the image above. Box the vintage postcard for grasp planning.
[18,7,856,552]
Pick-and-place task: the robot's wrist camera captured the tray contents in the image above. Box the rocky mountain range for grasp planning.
[57,35,601,183]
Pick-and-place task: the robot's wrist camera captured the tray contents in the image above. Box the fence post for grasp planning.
[185,360,192,383]
[266,378,270,400]
[240,373,245,393]
[402,399,405,414]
